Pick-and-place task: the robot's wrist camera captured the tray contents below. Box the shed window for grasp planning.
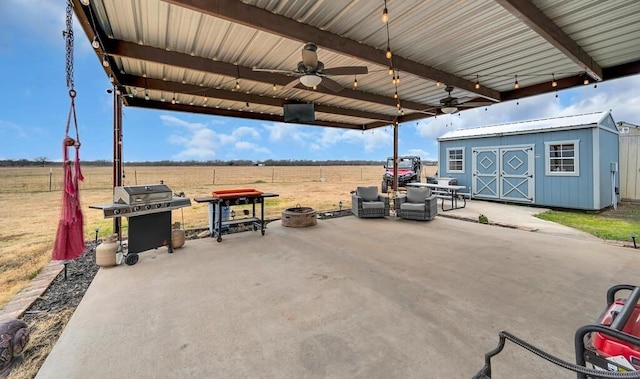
[545,140,579,176]
[447,148,464,173]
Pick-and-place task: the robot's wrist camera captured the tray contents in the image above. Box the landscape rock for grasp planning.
[0,319,29,375]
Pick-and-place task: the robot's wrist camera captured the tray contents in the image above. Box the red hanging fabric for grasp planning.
[52,91,85,261]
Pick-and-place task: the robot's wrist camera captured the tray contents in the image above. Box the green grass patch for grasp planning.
[535,203,640,241]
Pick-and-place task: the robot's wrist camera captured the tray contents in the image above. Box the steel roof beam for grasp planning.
[127,98,366,130]
[164,0,502,102]
[118,75,397,122]
[105,39,432,112]
[495,0,603,81]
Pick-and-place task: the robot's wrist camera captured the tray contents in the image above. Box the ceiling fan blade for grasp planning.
[282,78,300,90]
[458,101,494,107]
[252,68,298,75]
[301,44,318,70]
[322,66,368,75]
[319,77,343,92]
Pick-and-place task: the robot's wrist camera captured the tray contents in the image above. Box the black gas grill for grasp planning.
[90,184,191,265]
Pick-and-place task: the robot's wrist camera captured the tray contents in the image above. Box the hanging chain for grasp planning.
[64,1,75,90]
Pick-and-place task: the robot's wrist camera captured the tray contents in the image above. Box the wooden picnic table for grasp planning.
[407,182,468,211]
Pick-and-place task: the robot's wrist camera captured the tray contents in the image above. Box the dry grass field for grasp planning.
[0,165,437,308]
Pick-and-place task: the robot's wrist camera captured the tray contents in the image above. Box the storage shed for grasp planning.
[618,122,640,202]
[437,112,619,210]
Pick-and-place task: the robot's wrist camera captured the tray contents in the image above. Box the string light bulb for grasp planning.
[80,0,90,5]
[109,74,114,83]
[393,91,398,99]
[171,96,176,105]
[102,55,109,67]
[92,36,100,49]
[235,80,240,90]
[475,75,480,89]
[388,66,393,75]
[385,47,392,59]
[514,75,519,89]
[552,73,557,87]
[583,76,589,85]
[382,0,388,23]
[353,76,358,88]
[396,73,400,84]
[144,90,149,100]
[436,81,441,87]
[272,83,277,91]
[312,85,317,90]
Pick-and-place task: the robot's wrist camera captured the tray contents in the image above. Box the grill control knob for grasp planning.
[113,209,121,215]
[133,206,141,212]
[145,204,152,210]
[165,202,172,207]
[155,203,162,209]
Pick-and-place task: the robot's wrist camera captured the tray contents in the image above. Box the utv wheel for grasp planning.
[381,181,388,193]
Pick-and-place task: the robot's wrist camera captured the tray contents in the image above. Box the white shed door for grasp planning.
[472,148,499,198]
[472,146,534,203]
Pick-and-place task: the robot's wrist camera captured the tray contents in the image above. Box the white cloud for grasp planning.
[0,120,29,139]
[234,141,270,154]
[161,115,267,160]
[404,148,434,161]
[262,122,312,144]
[414,74,640,141]
[0,1,76,52]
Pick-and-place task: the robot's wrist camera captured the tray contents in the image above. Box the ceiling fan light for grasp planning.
[441,106,458,114]
[300,74,322,88]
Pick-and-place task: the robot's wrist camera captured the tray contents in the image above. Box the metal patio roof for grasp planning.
[72,0,640,130]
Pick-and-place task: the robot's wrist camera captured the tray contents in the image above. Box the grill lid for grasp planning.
[114,184,172,204]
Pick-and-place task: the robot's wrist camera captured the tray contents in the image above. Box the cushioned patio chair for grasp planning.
[351,186,390,218]
[395,186,438,221]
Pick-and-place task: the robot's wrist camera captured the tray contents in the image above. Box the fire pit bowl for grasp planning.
[282,206,317,227]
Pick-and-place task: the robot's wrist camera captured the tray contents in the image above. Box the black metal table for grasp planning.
[194,192,279,242]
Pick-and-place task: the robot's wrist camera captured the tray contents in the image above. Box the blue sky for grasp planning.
[1,1,639,163]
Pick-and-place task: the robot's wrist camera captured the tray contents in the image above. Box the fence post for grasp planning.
[213,169,216,185]
[135,170,138,185]
[361,167,363,181]
[272,167,275,183]
[49,168,53,191]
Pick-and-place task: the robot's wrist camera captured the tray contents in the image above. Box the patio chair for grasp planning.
[351,186,390,218]
[395,187,438,221]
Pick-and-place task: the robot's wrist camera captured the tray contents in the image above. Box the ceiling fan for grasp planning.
[427,85,493,114]
[252,43,368,92]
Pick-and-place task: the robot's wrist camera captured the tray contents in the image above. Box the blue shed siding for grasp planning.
[438,128,598,209]
[598,126,620,208]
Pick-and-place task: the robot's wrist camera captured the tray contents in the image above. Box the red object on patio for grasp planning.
[52,91,85,261]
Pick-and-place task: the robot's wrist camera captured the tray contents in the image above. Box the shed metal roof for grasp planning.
[72,0,640,129]
[438,111,610,140]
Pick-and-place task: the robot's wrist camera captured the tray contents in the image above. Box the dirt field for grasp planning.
[0,165,437,307]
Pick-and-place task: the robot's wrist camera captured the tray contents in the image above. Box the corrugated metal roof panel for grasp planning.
[438,111,609,140]
[82,0,640,129]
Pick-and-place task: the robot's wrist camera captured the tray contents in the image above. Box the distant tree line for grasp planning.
[0,158,437,167]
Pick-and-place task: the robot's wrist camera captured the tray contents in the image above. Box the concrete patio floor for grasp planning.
[36,209,640,378]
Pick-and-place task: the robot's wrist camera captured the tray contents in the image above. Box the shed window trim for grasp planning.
[545,140,579,176]
[446,147,464,173]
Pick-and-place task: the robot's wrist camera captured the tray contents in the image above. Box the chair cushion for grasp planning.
[357,186,379,202]
[362,201,385,209]
[400,202,425,211]
[407,187,431,203]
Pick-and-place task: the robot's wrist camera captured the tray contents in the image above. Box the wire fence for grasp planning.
[1,166,395,193]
